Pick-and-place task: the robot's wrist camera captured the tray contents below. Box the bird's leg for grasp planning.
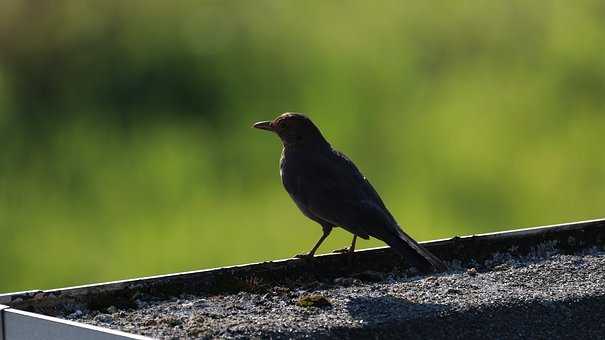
[346,235,357,266]
[333,235,358,254]
[295,225,332,259]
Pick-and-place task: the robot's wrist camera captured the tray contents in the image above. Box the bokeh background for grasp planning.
[1,1,604,293]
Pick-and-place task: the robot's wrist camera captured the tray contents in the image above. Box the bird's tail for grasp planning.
[383,227,448,272]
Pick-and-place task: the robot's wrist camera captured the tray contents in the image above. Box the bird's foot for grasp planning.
[332,247,352,254]
[294,253,314,260]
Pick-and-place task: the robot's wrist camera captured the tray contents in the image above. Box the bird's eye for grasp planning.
[296,135,303,141]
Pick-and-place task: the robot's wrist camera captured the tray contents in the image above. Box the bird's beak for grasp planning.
[253,120,274,131]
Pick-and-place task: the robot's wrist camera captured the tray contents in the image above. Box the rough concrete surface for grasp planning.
[64,244,605,339]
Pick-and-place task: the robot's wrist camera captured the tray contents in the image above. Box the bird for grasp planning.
[253,112,447,272]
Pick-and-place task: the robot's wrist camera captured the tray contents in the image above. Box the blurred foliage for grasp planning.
[1,0,604,293]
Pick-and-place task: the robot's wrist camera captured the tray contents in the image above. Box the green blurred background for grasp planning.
[1,1,604,293]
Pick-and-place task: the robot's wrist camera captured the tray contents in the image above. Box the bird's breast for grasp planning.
[279,147,308,195]
[279,148,286,178]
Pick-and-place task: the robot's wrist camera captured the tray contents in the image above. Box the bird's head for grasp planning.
[253,112,328,147]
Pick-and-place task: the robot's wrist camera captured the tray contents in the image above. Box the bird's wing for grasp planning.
[284,148,447,271]
[295,149,398,239]
[307,150,448,271]
[332,150,394,215]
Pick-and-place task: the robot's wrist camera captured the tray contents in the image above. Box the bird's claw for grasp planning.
[332,247,352,254]
[294,253,313,260]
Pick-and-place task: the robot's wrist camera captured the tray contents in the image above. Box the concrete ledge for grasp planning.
[1,304,8,340]
[1,218,604,339]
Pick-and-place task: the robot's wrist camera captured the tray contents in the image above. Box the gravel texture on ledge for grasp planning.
[64,244,605,339]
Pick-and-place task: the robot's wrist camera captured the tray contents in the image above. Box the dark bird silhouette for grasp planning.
[253,113,447,272]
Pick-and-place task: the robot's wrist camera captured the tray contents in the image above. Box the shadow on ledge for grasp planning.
[346,295,446,325]
[311,294,605,339]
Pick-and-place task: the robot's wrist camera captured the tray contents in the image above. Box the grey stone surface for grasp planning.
[64,245,605,339]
